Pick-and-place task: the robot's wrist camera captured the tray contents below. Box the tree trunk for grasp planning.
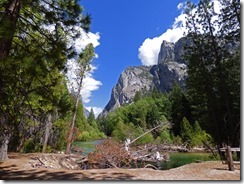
[42,113,52,153]
[0,0,21,60]
[65,44,94,154]
[66,78,83,154]
[0,133,11,161]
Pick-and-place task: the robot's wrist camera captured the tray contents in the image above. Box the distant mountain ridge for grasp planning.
[99,37,189,117]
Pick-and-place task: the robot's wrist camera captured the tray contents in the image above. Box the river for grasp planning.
[73,140,217,170]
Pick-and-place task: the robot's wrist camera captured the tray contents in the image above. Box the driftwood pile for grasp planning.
[127,141,194,162]
[29,154,88,170]
[130,144,170,163]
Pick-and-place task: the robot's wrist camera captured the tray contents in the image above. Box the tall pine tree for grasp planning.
[184,0,240,147]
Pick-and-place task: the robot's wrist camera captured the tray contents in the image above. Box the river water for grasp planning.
[73,140,217,170]
[150,152,216,170]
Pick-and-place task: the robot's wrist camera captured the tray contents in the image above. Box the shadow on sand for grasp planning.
[0,164,136,180]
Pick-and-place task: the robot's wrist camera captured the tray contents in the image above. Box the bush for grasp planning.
[135,132,154,145]
[160,128,173,144]
[77,131,91,141]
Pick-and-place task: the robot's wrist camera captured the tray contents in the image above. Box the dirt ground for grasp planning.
[0,152,240,180]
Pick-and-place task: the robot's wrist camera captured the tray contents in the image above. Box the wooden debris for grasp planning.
[28,154,87,170]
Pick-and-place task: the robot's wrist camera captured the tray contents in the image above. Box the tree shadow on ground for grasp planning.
[0,165,136,180]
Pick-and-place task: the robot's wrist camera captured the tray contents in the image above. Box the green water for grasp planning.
[74,140,217,170]
[73,140,102,156]
[152,152,217,170]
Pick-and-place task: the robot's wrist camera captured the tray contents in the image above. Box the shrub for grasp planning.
[160,128,173,144]
[77,131,91,141]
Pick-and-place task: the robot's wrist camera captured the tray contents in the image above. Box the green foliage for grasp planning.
[0,0,96,156]
[172,135,182,146]
[184,0,240,147]
[87,108,96,126]
[20,138,42,153]
[190,121,213,147]
[111,122,154,145]
[73,100,105,142]
[102,90,172,145]
[111,121,130,141]
[169,82,192,136]
[77,131,91,141]
[52,118,69,151]
[134,91,142,102]
[160,129,173,144]
[180,118,213,147]
[104,91,171,138]
[180,117,193,143]
[135,131,154,145]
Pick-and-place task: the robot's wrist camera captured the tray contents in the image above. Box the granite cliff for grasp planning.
[99,37,188,117]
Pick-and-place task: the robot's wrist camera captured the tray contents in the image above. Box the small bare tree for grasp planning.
[66,43,95,154]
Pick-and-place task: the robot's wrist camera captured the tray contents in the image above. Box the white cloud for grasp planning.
[74,31,100,53]
[80,68,102,103]
[138,0,223,66]
[213,0,222,14]
[85,107,103,118]
[66,60,102,104]
[138,12,187,66]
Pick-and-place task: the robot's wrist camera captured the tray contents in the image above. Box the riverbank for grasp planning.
[0,153,240,180]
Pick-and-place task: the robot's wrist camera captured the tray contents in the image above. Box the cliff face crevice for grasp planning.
[100,37,188,117]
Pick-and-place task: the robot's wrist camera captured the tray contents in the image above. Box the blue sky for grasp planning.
[77,0,200,116]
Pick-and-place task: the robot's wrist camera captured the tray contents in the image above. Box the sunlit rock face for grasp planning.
[99,37,188,117]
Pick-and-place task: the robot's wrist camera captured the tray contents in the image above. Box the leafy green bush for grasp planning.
[180,118,213,147]
[77,131,91,141]
[135,132,154,145]
[160,128,173,144]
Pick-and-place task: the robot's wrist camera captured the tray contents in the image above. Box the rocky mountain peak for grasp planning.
[99,37,188,117]
[101,65,154,116]
[158,40,175,64]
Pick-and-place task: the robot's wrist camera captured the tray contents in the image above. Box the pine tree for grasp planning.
[180,117,193,143]
[184,0,240,147]
[87,108,96,125]
[0,0,91,161]
[169,82,192,136]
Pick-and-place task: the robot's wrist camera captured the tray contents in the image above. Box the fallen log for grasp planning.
[128,121,170,146]
[144,164,158,170]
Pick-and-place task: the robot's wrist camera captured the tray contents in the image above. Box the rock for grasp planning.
[100,66,154,116]
[99,37,189,117]
[150,62,187,93]
[158,40,175,64]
